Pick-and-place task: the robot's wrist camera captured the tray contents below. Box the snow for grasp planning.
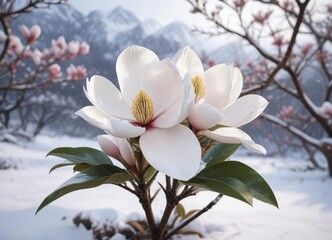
[1,135,332,240]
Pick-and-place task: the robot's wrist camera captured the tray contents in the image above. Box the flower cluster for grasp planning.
[7,25,89,81]
[77,46,268,181]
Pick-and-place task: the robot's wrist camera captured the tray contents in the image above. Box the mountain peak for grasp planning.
[107,6,139,25]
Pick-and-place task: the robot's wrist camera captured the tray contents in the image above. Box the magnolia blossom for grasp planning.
[8,35,24,54]
[52,36,67,58]
[175,46,267,154]
[68,41,80,56]
[97,134,136,169]
[19,25,41,43]
[76,46,200,180]
[79,42,90,55]
[48,63,62,79]
[31,49,43,65]
[66,64,87,80]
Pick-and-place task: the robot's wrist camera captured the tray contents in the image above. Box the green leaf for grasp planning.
[49,163,75,174]
[47,147,112,165]
[187,176,253,205]
[198,161,278,208]
[73,163,91,172]
[176,203,185,219]
[36,164,125,214]
[106,172,133,184]
[203,143,240,167]
[143,166,157,182]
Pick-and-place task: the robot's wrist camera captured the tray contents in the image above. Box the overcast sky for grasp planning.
[69,0,207,27]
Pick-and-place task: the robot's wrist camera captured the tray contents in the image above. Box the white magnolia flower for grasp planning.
[97,134,136,169]
[76,46,201,180]
[175,46,268,154]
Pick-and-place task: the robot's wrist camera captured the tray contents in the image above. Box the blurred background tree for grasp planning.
[186,0,332,176]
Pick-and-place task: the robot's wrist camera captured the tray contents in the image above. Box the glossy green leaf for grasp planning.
[49,163,75,174]
[203,143,240,167]
[73,163,91,172]
[106,172,133,184]
[187,176,253,205]
[36,164,125,214]
[198,161,278,208]
[47,147,112,165]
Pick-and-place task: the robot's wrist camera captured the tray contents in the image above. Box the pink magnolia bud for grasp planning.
[48,63,62,79]
[233,0,245,9]
[272,35,288,47]
[19,25,41,44]
[321,102,332,119]
[97,134,136,169]
[31,49,43,65]
[52,36,67,59]
[8,35,24,54]
[78,41,90,55]
[252,10,272,25]
[68,40,80,56]
[66,64,87,80]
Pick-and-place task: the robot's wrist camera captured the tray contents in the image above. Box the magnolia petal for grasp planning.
[203,64,233,110]
[117,138,136,168]
[116,45,159,104]
[227,67,243,106]
[97,135,122,161]
[174,46,204,77]
[75,106,108,131]
[97,134,136,168]
[144,59,183,118]
[202,127,267,155]
[140,125,201,181]
[86,75,132,120]
[220,95,268,127]
[188,103,223,130]
[106,119,145,138]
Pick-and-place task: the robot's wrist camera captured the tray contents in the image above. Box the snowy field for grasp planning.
[0,135,331,240]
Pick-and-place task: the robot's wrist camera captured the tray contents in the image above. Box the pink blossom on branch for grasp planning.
[66,64,87,80]
[320,102,332,119]
[31,49,43,65]
[51,36,67,59]
[272,35,288,47]
[19,25,41,44]
[252,10,273,25]
[48,63,62,79]
[78,41,90,55]
[67,40,80,56]
[8,35,24,54]
[276,106,294,121]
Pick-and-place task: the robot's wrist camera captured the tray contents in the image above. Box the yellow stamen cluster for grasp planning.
[191,75,206,102]
[131,90,154,126]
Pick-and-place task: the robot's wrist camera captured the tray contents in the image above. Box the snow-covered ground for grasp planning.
[0,135,331,240]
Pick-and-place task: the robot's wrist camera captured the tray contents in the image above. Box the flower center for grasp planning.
[131,90,154,126]
[191,75,206,102]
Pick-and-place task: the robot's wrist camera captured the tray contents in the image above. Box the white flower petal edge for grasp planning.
[75,106,108,131]
[116,45,159,104]
[106,119,145,138]
[188,103,223,130]
[220,95,269,127]
[85,75,132,120]
[174,46,204,77]
[140,124,201,181]
[201,127,267,155]
[97,134,136,168]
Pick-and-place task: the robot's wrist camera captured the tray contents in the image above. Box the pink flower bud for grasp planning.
[252,10,272,25]
[19,25,41,43]
[68,41,80,56]
[272,35,288,47]
[320,102,332,119]
[66,64,87,80]
[48,63,62,79]
[52,36,67,59]
[78,41,90,55]
[31,49,43,65]
[8,35,24,54]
